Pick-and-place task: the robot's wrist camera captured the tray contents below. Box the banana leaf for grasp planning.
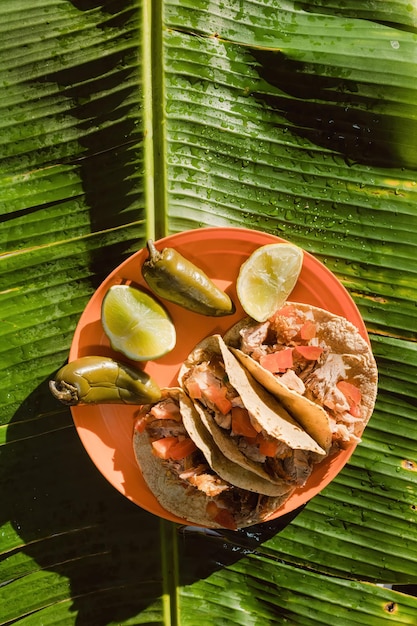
[1,0,417,624]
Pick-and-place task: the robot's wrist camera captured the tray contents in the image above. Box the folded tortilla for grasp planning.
[133,388,288,529]
[179,335,325,490]
[180,389,290,498]
[224,303,378,452]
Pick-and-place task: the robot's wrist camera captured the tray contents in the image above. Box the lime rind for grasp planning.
[101,285,176,361]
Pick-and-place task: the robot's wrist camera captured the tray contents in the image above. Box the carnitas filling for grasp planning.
[182,356,318,488]
[238,303,364,448]
[134,396,275,530]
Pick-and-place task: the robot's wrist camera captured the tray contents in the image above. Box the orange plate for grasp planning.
[70,227,368,526]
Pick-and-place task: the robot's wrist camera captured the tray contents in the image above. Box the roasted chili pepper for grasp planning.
[49,356,161,406]
[141,240,235,316]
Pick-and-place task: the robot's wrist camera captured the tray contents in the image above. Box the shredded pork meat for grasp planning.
[279,368,306,394]
[236,306,365,448]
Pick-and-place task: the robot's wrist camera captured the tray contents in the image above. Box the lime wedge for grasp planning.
[101,285,176,361]
[236,243,303,322]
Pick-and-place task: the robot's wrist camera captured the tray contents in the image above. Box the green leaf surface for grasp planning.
[1,0,417,624]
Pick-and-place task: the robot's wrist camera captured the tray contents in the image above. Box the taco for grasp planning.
[133,388,289,529]
[224,302,378,452]
[178,335,326,491]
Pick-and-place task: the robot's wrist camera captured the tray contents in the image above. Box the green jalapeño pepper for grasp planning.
[49,356,161,406]
[142,240,235,316]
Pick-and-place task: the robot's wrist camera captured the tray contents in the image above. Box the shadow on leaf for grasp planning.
[251,48,417,170]
[3,375,304,625]
[3,379,162,624]
[37,0,144,290]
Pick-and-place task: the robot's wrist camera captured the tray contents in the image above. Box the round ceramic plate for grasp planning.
[69,227,368,526]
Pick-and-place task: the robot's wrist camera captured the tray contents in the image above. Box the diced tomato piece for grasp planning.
[206,501,237,530]
[168,437,198,460]
[337,380,361,405]
[260,348,294,373]
[274,304,297,318]
[300,320,316,340]
[151,436,178,459]
[203,385,233,415]
[256,434,280,457]
[213,508,237,531]
[186,380,203,399]
[134,416,148,433]
[231,407,258,438]
[151,436,198,460]
[337,381,362,416]
[206,501,218,518]
[349,404,361,418]
[295,345,323,360]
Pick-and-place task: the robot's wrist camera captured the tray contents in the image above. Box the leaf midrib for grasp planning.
[143,0,168,242]
[143,7,180,626]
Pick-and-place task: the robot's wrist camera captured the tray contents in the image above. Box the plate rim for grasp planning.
[69,226,369,526]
